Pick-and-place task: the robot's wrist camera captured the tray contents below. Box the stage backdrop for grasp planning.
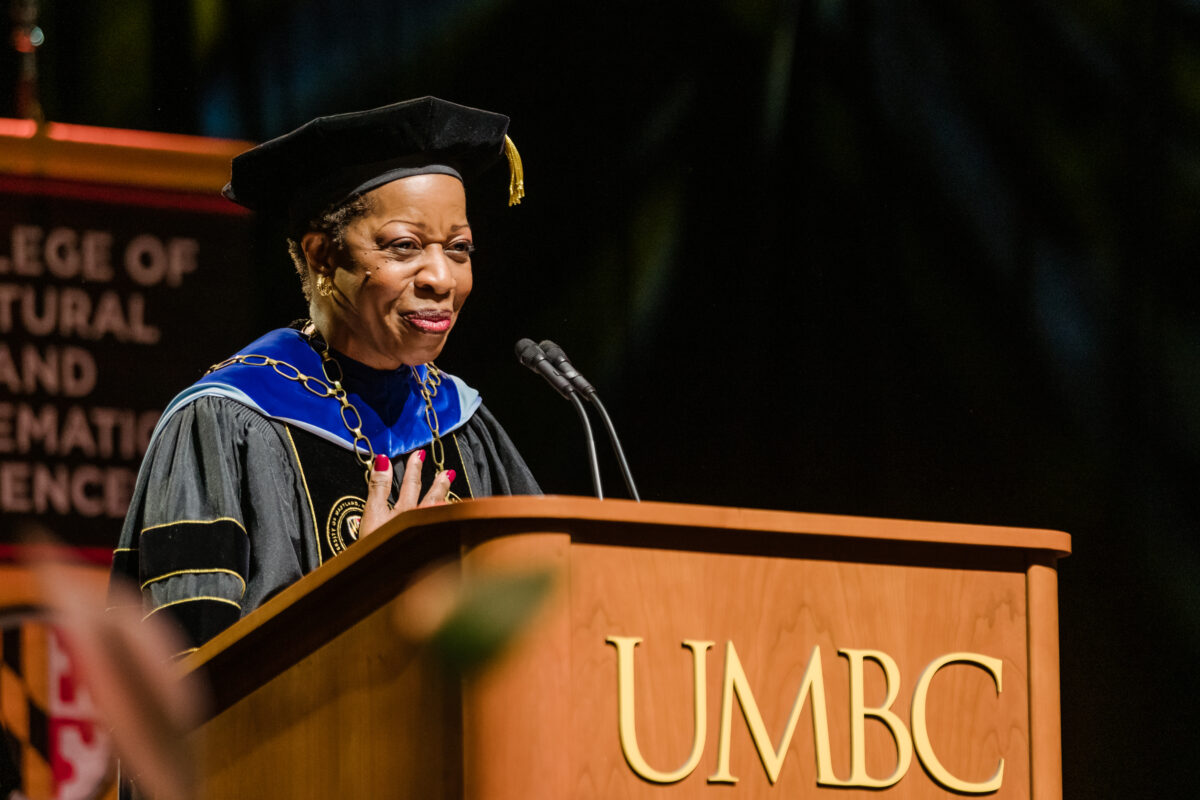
[0,119,254,800]
[0,118,255,547]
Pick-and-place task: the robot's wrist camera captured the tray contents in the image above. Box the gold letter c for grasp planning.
[911,652,1005,794]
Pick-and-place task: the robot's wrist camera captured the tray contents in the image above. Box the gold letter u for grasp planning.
[606,636,715,783]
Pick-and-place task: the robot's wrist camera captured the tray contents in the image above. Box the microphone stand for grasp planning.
[583,391,638,501]
[515,339,604,499]
[567,392,603,499]
[539,340,641,501]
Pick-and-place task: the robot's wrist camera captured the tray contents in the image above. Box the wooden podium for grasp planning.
[182,496,1070,799]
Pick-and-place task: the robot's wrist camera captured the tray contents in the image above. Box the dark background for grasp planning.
[4,0,1197,795]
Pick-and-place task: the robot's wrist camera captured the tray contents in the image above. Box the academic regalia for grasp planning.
[110,326,539,653]
[109,97,535,653]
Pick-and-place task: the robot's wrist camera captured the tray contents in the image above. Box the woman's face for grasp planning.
[314,173,474,369]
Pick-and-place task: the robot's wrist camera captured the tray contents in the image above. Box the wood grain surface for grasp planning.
[184,497,1069,799]
[567,542,1028,797]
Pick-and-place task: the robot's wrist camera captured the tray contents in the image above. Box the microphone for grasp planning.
[538,340,594,394]
[539,340,641,501]
[515,338,574,398]
[515,338,604,499]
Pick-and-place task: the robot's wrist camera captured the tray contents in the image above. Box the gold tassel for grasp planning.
[504,134,525,206]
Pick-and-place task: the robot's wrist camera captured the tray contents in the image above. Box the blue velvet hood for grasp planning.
[150,328,481,458]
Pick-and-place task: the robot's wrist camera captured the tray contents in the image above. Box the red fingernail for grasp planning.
[446,469,456,483]
[418,449,426,462]
[374,454,389,472]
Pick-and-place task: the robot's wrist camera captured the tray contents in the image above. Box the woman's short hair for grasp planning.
[286,194,374,300]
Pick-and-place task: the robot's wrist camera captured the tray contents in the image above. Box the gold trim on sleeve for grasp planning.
[140,517,247,536]
[143,595,241,621]
[140,568,247,597]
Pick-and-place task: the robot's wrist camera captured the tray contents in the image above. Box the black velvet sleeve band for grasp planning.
[109,548,139,589]
[138,518,250,588]
[148,596,243,649]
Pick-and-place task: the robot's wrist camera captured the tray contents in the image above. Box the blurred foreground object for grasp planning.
[26,546,205,800]
[394,560,555,674]
[1,539,114,800]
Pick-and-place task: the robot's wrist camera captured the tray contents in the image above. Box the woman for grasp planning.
[110,98,540,654]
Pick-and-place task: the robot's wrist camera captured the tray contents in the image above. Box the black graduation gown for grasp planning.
[109,359,539,655]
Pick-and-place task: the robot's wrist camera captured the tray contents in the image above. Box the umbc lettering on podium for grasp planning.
[606,636,1004,794]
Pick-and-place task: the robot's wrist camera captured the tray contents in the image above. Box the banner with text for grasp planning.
[0,176,256,548]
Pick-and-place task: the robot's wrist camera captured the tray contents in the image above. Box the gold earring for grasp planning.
[315,274,333,297]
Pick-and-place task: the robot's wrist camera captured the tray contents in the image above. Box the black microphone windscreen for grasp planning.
[539,340,566,363]
[514,338,544,368]
[539,339,594,394]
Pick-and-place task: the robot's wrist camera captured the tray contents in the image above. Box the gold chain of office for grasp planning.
[204,341,459,501]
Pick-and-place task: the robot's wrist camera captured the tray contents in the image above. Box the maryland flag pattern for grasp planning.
[0,613,118,799]
[1,624,54,798]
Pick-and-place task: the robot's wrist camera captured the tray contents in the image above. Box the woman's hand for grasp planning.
[360,450,455,538]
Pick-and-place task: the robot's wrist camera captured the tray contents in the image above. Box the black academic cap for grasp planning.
[222,96,524,227]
